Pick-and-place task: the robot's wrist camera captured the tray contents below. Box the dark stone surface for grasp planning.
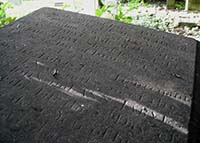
[0,8,198,143]
[188,42,200,143]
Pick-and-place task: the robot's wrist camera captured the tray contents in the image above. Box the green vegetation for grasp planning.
[128,0,149,10]
[128,0,142,10]
[132,13,199,39]
[0,2,16,28]
[133,14,176,32]
[96,4,133,24]
[115,4,133,23]
[61,3,70,10]
[96,0,199,40]
[175,1,185,10]
[96,5,114,17]
[96,0,150,24]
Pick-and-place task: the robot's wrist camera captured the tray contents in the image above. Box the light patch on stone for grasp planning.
[22,74,97,102]
[123,78,191,107]
[85,88,188,135]
[35,61,45,66]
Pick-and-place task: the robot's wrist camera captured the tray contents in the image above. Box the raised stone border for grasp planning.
[188,41,200,143]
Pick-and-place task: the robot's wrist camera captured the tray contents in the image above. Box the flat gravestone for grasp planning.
[0,8,199,143]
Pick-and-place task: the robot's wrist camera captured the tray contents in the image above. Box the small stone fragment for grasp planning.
[53,69,59,77]
[174,73,182,79]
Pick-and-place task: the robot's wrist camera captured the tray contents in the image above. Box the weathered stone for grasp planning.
[0,8,198,143]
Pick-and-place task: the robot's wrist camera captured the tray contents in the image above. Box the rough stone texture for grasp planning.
[0,8,198,143]
[188,42,200,143]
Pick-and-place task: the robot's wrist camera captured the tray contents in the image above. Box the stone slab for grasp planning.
[0,8,198,143]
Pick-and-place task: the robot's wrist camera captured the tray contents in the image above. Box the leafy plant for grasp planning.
[96,0,153,24]
[128,0,141,11]
[128,0,149,11]
[96,3,133,24]
[96,5,114,17]
[0,2,16,28]
[115,4,133,23]
[61,3,70,10]
[175,1,185,10]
